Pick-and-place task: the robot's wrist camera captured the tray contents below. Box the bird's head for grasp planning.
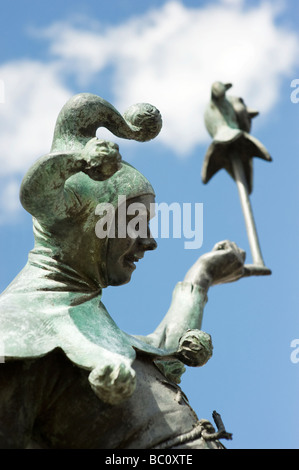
[211,81,232,100]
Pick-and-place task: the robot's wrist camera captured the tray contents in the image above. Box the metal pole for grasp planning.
[231,153,265,267]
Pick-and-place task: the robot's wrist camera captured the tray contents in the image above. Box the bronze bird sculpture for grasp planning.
[202,81,272,194]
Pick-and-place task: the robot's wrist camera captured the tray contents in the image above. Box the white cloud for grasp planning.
[0,178,22,224]
[0,0,298,221]
[42,1,298,153]
[0,61,71,222]
[0,60,71,175]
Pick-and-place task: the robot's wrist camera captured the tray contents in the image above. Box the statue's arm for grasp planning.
[20,138,121,222]
[143,282,208,351]
[141,240,246,352]
[20,151,86,220]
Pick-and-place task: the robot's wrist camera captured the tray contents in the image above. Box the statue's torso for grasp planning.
[0,349,222,449]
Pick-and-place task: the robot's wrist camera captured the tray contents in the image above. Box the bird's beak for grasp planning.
[247,108,259,118]
[224,83,233,91]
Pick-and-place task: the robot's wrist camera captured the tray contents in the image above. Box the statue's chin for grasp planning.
[107,272,134,287]
[106,258,138,287]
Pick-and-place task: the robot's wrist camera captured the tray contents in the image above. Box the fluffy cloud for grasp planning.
[0,61,70,174]
[0,178,22,224]
[0,0,298,221]
[43,1,298,152]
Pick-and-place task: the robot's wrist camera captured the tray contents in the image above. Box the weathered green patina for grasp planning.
[202,81,272,193]
[202,81,272,274]
[0,92,247,449]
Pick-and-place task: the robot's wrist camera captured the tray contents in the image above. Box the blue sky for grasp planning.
[0,0,298,449]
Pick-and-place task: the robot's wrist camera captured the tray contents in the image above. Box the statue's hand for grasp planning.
[177,329,213,367]
[184,240,246,288]
[88,360,136,405]
[155,359,186,384]
[81,137,122,181]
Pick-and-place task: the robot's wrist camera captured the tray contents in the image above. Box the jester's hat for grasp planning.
[51,92,163,153]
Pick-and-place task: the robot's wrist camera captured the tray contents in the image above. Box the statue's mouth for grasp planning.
[123,254,143,270]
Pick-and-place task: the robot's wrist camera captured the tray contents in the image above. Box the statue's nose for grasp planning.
[140,235,157,251]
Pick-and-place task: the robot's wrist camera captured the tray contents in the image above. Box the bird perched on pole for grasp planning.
[202,81,272,194]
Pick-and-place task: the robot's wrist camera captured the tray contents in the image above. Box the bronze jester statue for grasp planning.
[0,93,246,449]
